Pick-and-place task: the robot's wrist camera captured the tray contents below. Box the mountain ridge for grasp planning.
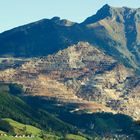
[0,4,140,72]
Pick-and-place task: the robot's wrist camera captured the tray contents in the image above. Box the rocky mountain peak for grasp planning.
[97,4,112,14]
[82,4,140,25]
[82,4,114,24]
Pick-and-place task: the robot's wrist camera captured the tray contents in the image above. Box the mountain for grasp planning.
[82,4,140,72]
[0,4,140,139]
[0,42,140,121]
[0,5,140,72]
[0,17,78,57]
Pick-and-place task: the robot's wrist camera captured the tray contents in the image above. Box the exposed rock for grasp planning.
[0,42,139,120]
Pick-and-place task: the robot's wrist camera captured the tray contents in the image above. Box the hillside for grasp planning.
[0,42,140,121]
[0,83,76,134]
[0,61,139,139]
[0,117,90,140]
[1,84,139,139]
[0,118,41,135]
[10,96,140,140]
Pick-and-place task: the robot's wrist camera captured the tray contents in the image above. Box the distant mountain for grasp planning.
[0,5,140,72]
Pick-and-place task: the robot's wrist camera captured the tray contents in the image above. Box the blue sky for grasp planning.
[0,0,140,32]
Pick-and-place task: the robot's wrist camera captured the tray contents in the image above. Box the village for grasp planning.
[0,133,35,138]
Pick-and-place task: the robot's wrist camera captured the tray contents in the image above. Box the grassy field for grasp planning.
[3,118,41,135]
[44,134,61,140]
[65,134,88,140]
[0,118,63,140]
[0,136,42,140]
